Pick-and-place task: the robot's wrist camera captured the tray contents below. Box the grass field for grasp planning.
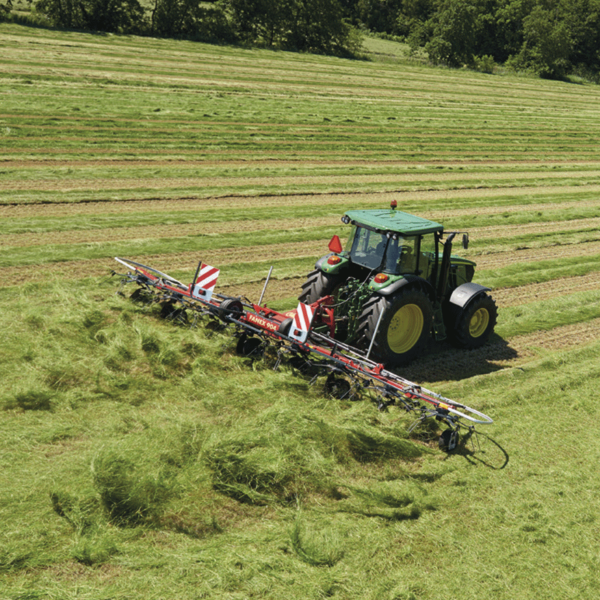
[2,22,600,599]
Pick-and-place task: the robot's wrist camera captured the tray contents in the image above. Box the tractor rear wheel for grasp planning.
[451,294,497,349]
[356,288,433,367]
[298,269,343,304]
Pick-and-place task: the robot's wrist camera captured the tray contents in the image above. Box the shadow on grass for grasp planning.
[451,431,509,470]
[400,334,519,383]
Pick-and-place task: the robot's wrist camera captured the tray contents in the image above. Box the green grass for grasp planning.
[2,280,600,598]
[3,21,600,600]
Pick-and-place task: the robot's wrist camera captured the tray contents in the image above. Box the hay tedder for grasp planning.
[111,206,494,451]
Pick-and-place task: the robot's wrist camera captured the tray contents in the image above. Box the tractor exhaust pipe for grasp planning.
[437,232,456,300]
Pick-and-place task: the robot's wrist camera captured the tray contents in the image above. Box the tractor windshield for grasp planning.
[349,227,388,270]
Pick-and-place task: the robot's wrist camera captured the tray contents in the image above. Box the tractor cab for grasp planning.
[324,208,473,295]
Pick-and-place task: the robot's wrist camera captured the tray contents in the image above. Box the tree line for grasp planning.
[11,0,360,57]
[346,0,600,79]
[3,0,600,78]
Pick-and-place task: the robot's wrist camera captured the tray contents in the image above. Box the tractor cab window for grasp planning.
[350,227,388,270]
[419,234,437,280]
[343,225,357,254]
[384,235,419,275]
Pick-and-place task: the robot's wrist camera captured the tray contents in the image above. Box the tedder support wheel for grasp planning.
[299,269,343,304]
[356,288,433,367]
[452,294,497,349]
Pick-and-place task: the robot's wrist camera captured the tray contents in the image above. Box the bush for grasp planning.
[474,54,495,73]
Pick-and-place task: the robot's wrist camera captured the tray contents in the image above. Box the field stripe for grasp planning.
[4,184,600,211]
[493,272,600,307]
[3,238,600,287]
[4,214,600,250]
[4,170,600,193]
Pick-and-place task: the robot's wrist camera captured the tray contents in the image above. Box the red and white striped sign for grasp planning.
[192,263,220,302]
[289,302,314,343]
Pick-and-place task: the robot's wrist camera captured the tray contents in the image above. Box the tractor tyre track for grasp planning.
[401,318,600,383]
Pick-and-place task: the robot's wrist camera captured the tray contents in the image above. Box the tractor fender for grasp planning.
[375,275,435,299]
[315,254,348,276]
[315,254,333,270]
[449,283,491,308]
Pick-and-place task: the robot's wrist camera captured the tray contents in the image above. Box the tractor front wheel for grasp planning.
[298,269,343,304]
[356,288,433,367]
[451,294,497,349]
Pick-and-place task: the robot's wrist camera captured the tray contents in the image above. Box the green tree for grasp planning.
[36,0,145,32]
[151,0,233,40]
[560,0,600,74]
[287,0,357,54]
[0,0,13,22]
[225,0,359,56]
[225,0,293,45]
[508,3,572,77]
[354,0,403,33]
[425,0,482,66]
[397,0,434,41]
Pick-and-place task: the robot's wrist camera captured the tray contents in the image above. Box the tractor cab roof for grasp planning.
[344,209,443,236]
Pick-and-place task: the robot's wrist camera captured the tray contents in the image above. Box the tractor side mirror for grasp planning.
[328,235,343,254]
[462,234,469,249]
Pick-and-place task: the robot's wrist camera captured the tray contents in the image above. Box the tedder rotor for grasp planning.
[111,219,494,452]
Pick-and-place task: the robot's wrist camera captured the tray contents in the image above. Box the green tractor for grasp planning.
[299,203,497,367]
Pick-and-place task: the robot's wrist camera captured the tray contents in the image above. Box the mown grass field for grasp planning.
[2,23,600,600]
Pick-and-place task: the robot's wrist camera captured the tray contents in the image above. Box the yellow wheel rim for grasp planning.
[387,304,424,354]
[469,308,489,338]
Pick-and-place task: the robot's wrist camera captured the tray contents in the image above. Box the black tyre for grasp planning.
[299,269,343,304]
[218,298,243,321]
[356,288,433,367]
[278,317,293,336]
[451,294,497,349]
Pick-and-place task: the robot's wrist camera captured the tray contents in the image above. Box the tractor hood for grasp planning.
[344,209,443,236]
